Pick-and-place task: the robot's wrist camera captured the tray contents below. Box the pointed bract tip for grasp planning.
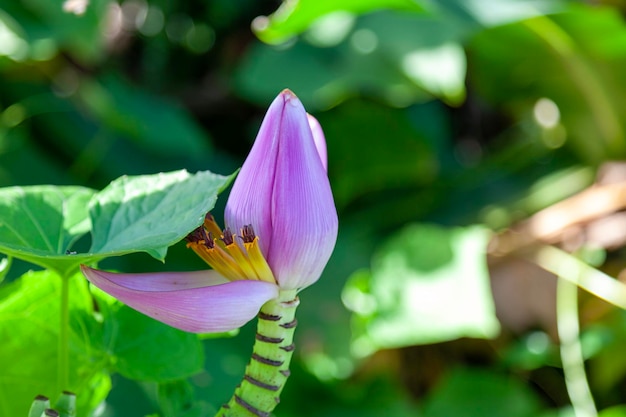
[280,89,301,106]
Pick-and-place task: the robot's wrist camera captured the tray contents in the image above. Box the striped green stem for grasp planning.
[216,289,299,417]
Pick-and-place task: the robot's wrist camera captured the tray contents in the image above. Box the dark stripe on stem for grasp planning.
[256,333,284,343]
[280,319,298,329]
[251,353,284,366]
[281,298,300,308]
[280,343,295,352]
[244,375,281,391]
[258,312,281,321]
[234,395,270,417]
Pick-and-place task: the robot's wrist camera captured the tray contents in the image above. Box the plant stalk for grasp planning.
[58,274,70,392]
[557,277,597,417]
[216,289,299,417]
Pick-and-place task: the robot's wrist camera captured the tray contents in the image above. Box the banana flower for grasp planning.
[81,89,338,334]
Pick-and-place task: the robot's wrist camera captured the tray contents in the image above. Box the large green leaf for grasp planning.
[106,305,204,382]
[0,169,234,277]
[343,224,499,356]
[89,169,232,260]
[0,270,111,417]
[0,185,97,277]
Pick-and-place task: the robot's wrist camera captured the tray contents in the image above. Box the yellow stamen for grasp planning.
[245,237,276,283]
[225,242,259,279]
[188,217,277,284]
[187,241,248,281]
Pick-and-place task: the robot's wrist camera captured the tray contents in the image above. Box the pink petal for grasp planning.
[267,92,338,289]
[225,90,337,290]
[307,114,328,172]
[81,265,279,333]
[224,91,282,255]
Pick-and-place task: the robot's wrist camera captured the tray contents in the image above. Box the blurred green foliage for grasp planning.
[3,0,626,416]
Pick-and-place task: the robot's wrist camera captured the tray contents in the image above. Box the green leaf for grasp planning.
[343,224,499,356]
[0,270,110,417]
[0,185,97,277]
[107,305,204,382]
[0,170,234,276]
[423,367,543,417]
[89,169,233,261]
[253,0,425,44]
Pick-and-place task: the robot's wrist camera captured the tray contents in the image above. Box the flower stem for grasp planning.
[216,289,299,417]
[557,277,597,417]
[58,274,70,391]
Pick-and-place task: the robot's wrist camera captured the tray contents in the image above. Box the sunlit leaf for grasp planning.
[253,0,425,44]
[0,185,97,276]
[0,270,110,417]
[344,224,499,356]
[0,170,234,276]
[89,169,233,261]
